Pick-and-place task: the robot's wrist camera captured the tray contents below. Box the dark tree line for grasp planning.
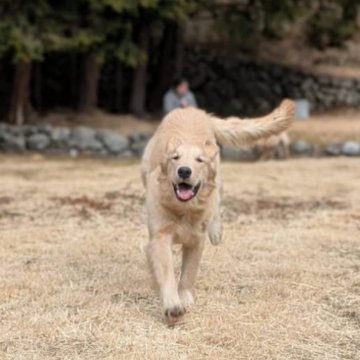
[0,0,207,124]
[0,0,358,124]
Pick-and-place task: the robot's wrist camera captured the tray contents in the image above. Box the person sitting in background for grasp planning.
[163,77,197,114]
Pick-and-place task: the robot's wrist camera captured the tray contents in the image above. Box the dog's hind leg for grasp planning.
[178,238,205,308]
[146,234,185,323]
[279,133,290,159]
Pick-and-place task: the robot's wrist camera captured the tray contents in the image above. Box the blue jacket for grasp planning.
[163,89,198,114]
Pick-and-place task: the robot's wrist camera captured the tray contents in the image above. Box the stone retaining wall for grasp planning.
[0,123,151,157]
[184,48,360,116]
[1,123,359,159]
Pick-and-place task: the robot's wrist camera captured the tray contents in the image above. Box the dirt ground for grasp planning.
[0,156,359,359]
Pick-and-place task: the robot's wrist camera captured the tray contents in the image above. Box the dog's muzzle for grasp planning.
[173,182,200,202]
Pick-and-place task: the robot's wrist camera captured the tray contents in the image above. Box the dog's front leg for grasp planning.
[146,233,185,323]
[208,211,223,246]
[208,186,223,246]
[178,236,205,308]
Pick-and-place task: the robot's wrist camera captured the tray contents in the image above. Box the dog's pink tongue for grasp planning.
[177,188,193,201]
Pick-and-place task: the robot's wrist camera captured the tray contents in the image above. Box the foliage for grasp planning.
[1,0,359,119]
[307,0,359,49]
[0,0,205,66]
[0,1,358,65]
[214,0,359,49]
[214,0,309,43]
[0,0,50,62]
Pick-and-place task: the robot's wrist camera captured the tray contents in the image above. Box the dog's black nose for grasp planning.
[178,166,192,179]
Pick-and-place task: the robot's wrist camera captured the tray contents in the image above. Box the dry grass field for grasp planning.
[0,156,359,359]
[290,109,360,145]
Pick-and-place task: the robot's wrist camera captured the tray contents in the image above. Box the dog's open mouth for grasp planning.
[173,182,200,202]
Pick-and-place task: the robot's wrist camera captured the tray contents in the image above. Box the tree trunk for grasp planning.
[129,26,150,116]
[33,62,42,112]
[174,25,185,77]
[114,60,123,113]
[149,23,178,111]
[70,53,79,109]
[79,54,101,113]
[9,61,32,125]
[0,59,5,118]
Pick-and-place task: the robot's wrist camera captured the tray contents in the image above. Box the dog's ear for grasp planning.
[160,138,182,173]
[204,139,219,160]
[166,138,182,155]
[160,153,169,174]
[204,140,219,180]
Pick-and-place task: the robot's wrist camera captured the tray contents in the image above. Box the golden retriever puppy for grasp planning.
[254,131,291,160]
[141,100,295,323]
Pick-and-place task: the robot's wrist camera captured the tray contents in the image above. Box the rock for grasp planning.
[344,93,358,106]
[342,141,360,156]
[49,127,71,147]
[0,123,9,142]
[288,73,301,85]
[324,143,343,156]
[130,140,148,156]
[128,131,152,144]
[229,99,245,113]
[0,122,8,131]
[96,129,129,154]
[23,125,38,136]
[7,126,23,136]
[68,126,103,152]
[0,132,26,152]
[301,78,316,92]
[27,133,50,151]
[71,126,96,139]
[290,140,314,156]
[69,148,79,158]
[87,139,104,152]
[340,78,354,88]
[318,76,332,86]
[221,147,256,161]
[127,132,152,156]
[97,148,110,156]
[36,123,52,135]
[119,150,134,158]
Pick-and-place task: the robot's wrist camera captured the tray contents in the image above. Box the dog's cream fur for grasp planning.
[254,131,291,160]
[141,100,295,322]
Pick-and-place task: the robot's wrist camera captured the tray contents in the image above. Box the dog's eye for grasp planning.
[196,157,204,163]
[172,154,180,160]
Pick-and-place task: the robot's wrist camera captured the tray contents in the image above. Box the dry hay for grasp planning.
[290,110,360,145]
[222,195,348,223]
[0,156,359,359]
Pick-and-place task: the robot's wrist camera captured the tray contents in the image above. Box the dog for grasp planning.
[254,131,291,160]
[141,99,295,323]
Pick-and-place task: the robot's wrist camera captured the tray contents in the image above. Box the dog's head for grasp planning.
[161,139,219,202]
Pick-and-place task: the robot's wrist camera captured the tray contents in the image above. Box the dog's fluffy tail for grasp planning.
[211,99,295,147]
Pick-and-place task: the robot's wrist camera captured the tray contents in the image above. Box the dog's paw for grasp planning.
[179,289,194,308]
[208,218,223,246]
[208,225,222,246]
[164,305,185,324]
[209,232,222,246]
